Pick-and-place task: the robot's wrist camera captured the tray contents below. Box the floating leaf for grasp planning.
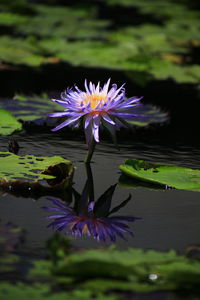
[1,233,200,295]
[0,152,74,197]
[0,283,115,300]
[0,0,199,87]
[0,36,44,67]
[118,174,163,190]
[52,247,200,294]
[119,159,200,190]
[9,94,60,121]
[0,109,22,135]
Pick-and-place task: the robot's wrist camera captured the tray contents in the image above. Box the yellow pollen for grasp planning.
[83,224,88,233]
[83,94,107,110]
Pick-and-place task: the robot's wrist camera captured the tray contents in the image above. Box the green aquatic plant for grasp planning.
[0,4,109,40]
[30,242,200,295]
[0,283,115,300]
[0,109,22,135]
[0,152,73,185]
[11,93,60,121]
[1,225,200,297]
[119,159,200,190]
[0,36,44,66]
[0,0,199,86]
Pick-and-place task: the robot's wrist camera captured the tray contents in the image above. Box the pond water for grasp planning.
[0,132,200,256]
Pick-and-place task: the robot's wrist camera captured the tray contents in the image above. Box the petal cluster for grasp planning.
[43,198,136,242]
[49,79,143,146]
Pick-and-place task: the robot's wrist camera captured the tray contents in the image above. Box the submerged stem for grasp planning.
[85,163,94,202]
[84,139,96,164]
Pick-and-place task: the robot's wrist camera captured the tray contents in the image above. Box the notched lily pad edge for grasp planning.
[0,153,75,198]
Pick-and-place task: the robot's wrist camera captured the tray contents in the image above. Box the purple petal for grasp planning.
[84,79,90,94]
[102,78,111,94]
[102,113,115,125]
[51,99,69,108]
[84,118,93,149]
[84,114,93,129]
[49,112,72,118]
[92,115,101,143]
[52,115,82,132]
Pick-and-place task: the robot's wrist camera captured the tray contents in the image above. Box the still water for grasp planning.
[0,132,200,255]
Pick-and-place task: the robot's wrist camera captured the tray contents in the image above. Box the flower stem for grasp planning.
[84,139,96,164]
[85,163,94,202]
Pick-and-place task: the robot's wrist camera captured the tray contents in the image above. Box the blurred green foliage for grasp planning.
[0,283,115,300]
[1,229,200,298]
[5,241,200,295]
[0,0,199,85]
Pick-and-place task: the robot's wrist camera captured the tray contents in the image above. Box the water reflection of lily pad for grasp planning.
[0,152,74,196]
[0,222,23,253]
[120,159,200,190]
[0,109,22,135]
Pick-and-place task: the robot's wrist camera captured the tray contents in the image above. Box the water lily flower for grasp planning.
[49,79,143,162]
[43,182,140,242]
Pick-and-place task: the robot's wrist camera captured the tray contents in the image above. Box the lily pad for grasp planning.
[51,246,200,294]
[119,159,200,190]
[8,94,60,122]
[0,152,74,196]
[0,109,22,135]
[0,283,114,300]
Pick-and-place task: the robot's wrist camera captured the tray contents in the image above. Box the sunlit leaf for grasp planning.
[0,109,22,135]
[0,152,74,184]
[119,159,200,190]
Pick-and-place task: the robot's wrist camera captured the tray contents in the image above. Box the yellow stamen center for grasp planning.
[83,94,107,110]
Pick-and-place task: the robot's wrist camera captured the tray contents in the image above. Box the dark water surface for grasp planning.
[0,133,200,255]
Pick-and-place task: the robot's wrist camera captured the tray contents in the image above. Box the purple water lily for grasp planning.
[43,183,140,242]
[49,79,143,162]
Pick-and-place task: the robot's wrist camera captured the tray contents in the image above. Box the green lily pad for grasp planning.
[1,93,62,129]
[0,152,74,196]
[51,246,200,294]
[12,93,60,121]
[0,109,22,135]
[119,159,200,190]
[0,283,115,300]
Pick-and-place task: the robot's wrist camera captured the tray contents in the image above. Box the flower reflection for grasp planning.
[43,166,140,242]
